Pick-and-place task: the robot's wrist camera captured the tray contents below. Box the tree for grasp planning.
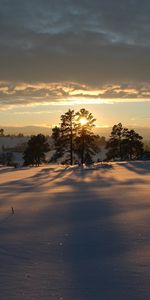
[75,108,98,164]
[52,126,61,142]
[51,108,102,165]
[0,151,14,165]
[51,126,64,162]
[106,123,125,160]
[23,134,50,166]
[51,111,76,164]
[0,128,4,137]
[17,133,24,137]
[106,123,144,160]
[60,109,76,165]
[6,152,14,165]
[122,129,143,160]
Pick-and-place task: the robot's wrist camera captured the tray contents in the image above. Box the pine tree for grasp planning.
[122,129,143,160]
[23,134,50,166]
[106,123,125,160]
[106,124,144,161]
[59,109,76,165]
[51,126,64,162]
[75,108,98,165]
[0,128,4,137]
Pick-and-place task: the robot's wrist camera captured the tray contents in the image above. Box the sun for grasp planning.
[79,117,88,126]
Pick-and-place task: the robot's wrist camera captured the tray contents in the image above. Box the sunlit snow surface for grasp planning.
[0,162,150,300]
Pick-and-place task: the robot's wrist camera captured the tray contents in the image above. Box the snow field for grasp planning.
[0,162,150,300]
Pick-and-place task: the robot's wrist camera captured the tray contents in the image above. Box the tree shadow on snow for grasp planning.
[0,166,149,300]
[47,170,148,300]
[121,161,150,175]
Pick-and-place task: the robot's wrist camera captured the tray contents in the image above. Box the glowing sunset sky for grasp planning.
[0,0,150,128]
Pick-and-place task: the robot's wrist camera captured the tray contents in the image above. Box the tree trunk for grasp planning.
[119,136,122,160]
[70,124,73,165]
[81,134,84,165]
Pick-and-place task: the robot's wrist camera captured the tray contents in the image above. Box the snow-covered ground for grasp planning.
[0,162,150,300]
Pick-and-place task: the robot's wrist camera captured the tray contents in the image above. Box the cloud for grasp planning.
[0,0,150,85]
[0,81,149,110]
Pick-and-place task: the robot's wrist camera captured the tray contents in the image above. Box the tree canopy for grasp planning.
[23,134,50,166]
[75,108,98,164]
[51,108,100,165]
[106,123,143,160]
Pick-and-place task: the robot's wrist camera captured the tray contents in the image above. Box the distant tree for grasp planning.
[75,108,99,164]
[0,128,4,137]
[17,133,24,137]
[51,126,64,162]
[106,124,144,160]
[0,152,6,164]
[52,126,61,142]
[0,151,14,165]
[106,123,125,160]
[23,134,50,166]
[122,129,143,160]
[6,152,14,165]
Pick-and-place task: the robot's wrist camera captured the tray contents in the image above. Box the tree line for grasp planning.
[0,128,24,137]
[23,108,145,166]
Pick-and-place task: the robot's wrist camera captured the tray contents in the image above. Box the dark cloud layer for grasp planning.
[0,0,150,86]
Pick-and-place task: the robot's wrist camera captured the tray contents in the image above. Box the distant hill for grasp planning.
[0,126,51,136]
[0,125,149,139]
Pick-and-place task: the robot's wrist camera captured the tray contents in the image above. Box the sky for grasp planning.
[0,0,150,129]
